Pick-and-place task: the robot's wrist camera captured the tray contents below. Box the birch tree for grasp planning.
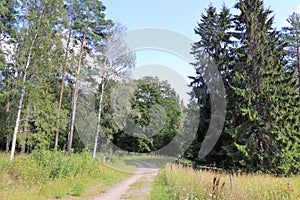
[10,0,66,159]
[89,23,135,158]
[10,2,46,160]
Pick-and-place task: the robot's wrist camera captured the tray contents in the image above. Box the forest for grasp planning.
[0,0,300,199]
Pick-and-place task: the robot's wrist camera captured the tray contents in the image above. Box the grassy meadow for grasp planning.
[0,150,130,200]
[151,164,300,200]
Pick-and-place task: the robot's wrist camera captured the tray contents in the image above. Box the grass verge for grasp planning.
[0,150,130,200]
[151,164,300,200]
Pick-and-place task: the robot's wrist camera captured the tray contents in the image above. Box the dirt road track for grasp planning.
[91,161,159,200]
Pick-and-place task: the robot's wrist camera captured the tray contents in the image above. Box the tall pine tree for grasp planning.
[66,0,111,155]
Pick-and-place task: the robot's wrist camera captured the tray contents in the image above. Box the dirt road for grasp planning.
[91,161,159,200]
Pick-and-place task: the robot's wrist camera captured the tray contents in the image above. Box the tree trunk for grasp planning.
[93,81,105,159]
[6,135,10,154]
[67,30,86,156]
[5,101,11,154]
[11,84,27,159]
[150,137,154,150]
[10,34,38,160]
[21,105,30,154]
[55,28,72,150]
[10,4,46,160]
[20,130,26,154]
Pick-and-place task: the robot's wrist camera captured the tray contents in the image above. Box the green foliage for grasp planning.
[188,4,233,164]
[0,0,17,36]
[0,0,113,154]
[282,12,300,74]
[71,0,112,46]
[226,0,300,175]
[189,0,300,175]
[112,76,182,154]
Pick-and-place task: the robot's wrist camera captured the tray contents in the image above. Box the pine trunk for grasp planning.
[93,81,105,159]
[55,28,72,150]
[67,31,86,156]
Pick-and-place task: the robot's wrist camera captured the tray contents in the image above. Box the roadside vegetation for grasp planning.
[96,152,175,172]
[0,150,130,200]
[151,164,300,200]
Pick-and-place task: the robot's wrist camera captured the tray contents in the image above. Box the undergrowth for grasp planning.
[0,150,129,200]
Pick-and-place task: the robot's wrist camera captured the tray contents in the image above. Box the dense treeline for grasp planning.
[0,0,182,159]
[187,0,300,175]
[0,0,300,175]
[0,0,135,158]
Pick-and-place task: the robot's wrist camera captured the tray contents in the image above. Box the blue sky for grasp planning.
[101,0,300,104]
[102,0,300,39]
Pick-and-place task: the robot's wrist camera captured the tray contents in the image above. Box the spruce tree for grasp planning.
[0,0,17,153]
[190,0,300,174]
[282,13,300,87]
[190,5,232,164]
[225,0,300,174]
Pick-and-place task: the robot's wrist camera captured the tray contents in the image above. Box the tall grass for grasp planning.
[151,164,300,200]
[0,150,129,199]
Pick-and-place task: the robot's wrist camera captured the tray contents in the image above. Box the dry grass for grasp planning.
[151,164,300,200]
